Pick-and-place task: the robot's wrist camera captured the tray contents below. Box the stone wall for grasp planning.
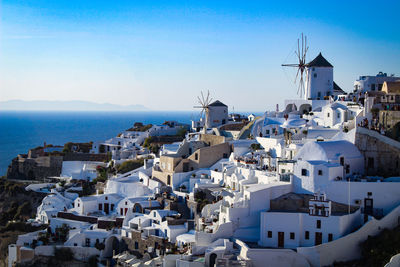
[355,127,400,177]
[379,110,400,130]
[7,156,63,180]
[122,231,170,256]
[6,152,107,180]
[199,134,226,146]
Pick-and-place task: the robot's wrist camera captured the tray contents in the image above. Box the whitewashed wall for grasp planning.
[297,204,400,267]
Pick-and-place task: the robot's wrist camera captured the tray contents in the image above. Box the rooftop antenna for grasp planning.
[193,90,213,133]
[282,33,309,98]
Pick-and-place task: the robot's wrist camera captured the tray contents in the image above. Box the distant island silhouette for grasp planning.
[0,100,148,111]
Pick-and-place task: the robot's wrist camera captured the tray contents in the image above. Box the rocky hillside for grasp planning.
[0,178,47,267]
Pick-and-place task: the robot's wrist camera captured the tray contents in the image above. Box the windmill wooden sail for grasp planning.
[193,90,213,133]
[282,33,309,98]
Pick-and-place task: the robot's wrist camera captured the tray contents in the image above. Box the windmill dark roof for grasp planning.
[307,52,333,68]
[208,100,227,107]
[333,82,346,94]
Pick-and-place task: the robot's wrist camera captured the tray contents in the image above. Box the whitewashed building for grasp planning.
[259,193,362,248]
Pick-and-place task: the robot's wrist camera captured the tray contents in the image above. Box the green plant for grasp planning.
[116,159,144,174]
[55,224,69,242]
[250,143,261,150]
[143,137,153,148]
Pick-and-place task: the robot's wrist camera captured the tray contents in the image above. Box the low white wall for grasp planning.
[139,171,160,191]
[176,259,204,267]
[172,171,195,189]
[201,201,222,218]
[235,239,310,267]
[385,253,400,267]
[195,222,233,247]
[326,181,400,215]
[297,204,400,267]
[50,218,90,232]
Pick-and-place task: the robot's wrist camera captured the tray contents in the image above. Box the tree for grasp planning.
[177,127,187,138]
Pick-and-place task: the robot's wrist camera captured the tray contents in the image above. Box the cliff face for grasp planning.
[0,179,47,267]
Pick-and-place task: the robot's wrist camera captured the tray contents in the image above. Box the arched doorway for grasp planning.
[102,236,120,258]
[299,104,312,115]
[285,103,297,113]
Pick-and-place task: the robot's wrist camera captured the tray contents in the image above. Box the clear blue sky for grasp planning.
[1,0,400,111]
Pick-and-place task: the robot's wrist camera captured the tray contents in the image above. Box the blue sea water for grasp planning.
[0,111,197,176]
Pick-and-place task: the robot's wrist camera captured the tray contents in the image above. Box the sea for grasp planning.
[0,110,260,176]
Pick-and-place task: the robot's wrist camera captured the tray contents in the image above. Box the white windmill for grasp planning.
[193,90,213,133]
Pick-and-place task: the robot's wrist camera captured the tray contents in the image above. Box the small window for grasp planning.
[135,241,139,249]
[268,231,272,238]
[327,113,330,118]
[98,204,102,211]
[314,73,317,78]
[125,201,128,205]
[290,232,295,239]
[195,153,198,160]
[318,170,323,176]
[105,196,108,200]
[317,220,321,229]
[328,233,333,242]
[305,231,309,240]
[337,113,340,118]
[301,169,308,176]
[340,157,344,166]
